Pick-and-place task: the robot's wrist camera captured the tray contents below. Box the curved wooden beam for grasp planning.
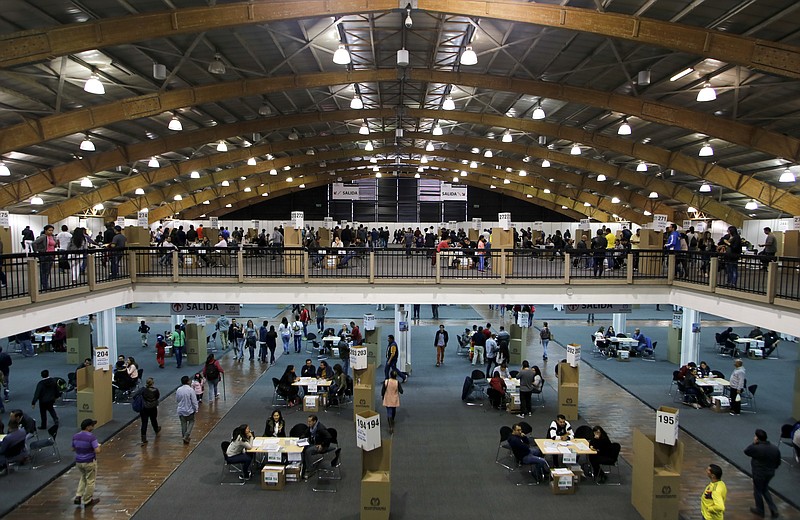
[0,1,797,78]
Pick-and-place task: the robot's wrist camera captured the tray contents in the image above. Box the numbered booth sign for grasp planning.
[94,346,110,371]
[655,406,679,446]
[351,346,368,371]
[356,410,382,451]
[566,344,581,367]
[517,312,530,328]
[363,313,376,331]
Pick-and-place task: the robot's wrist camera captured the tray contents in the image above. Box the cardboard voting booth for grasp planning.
[551,468,576,494]
[66,322,92,365]
[631,429,684,520]
[351,346,369,371]
[303,395,320,412]
[76,365,113,428]
[361,439,391,520]
[557,362,579,420]
[185,323,206,365]
[655,406,679,446]
[354,364,376,420]
[356,410,382,451]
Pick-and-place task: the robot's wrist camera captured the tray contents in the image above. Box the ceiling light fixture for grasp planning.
[779,168,796,183]
[696,83,717,102]
[618,118,631,135]
[698,143,714,157]
[359,123,369,135]
[483,150,493,158]
[258,103,272,116]
[519,170,527,177]
[135,188,145,195]
[442,96,455,111]
[333,44,351,65]
[636,162,648,172]
[397,48,410,67]
[414,172,421,179]
[699,182,712,193]
[173,194,183,201]
[270,169,278,176]
[584,202,591,207]
[80,177,93,188]
[503,178,511,184]
[286,177,293,182]
[148,157,159,168]
[365,141,374,152]
[670,67,693,82]
[531,103,546,120]
[460,171,467,177]
[288,130,299,141]
[649,191,658,199]
[426,142,434,152]
[262,192,269,197]
[541,159,551,168]
[168,115,182,131]
[225,203,232,208]
[0,161,9,176]
[190,171,200,178]
[432,124,443,136]
[745,199,758,210]
[611,196,621,203]
[247,157,257,166]
[216,141,228,152]
[202,200,210,204]
[421,155,428,164]
[643,210,652,216]
[460,45,477,66]
[29,195,44,205]
[83,74,104,95]
[570,144,581,155]
[350,94,364,109]
[596,174,606,182]
[452,177,459,183]
[502,130,512,143]
[687,206,697,213]
[376,172,382,178]
[80,136,95,151]
[207,53,226,75]
[244,187,251,192]
[470,161,478,169]
[543,188,551,194]
[92,203,103,211]
[221,180,230,187]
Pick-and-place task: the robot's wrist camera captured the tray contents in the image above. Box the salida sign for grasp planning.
[171,303,240,316]
[564,304,632,314]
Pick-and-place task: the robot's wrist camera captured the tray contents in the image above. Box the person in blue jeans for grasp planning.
[507,423,549,481]
[384,335,407,382]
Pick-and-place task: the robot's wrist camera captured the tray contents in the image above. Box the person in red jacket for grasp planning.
[155,335,166,369]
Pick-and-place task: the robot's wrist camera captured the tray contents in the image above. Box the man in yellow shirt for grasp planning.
[701,464,727,520]
[605,228,616,269]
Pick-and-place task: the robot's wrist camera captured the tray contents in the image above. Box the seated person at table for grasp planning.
[677,361,697,381]
[492,361,511,379]
[263,410,286,437]
[317,360,333,380]
[695,361,711,378]
[594,327,609,354]
[681,367,710,408]
[588,426,614,483]
[349,321,362,346]
[338,237,365,268]
[605,325,616,338]
[631,328,648,353]
[301,415,333,480]
[337,323,350,338]
[548,414,575,440]
[0,419,29,468]
[487,373,507,410]
[225,424,254,480]
[507,423,549,482]
[278,365,300,407]
[328,364,347,406]
[301,359,317,378]
[763,330,780,357]
[748,326,764,340]
[718,327,739,355]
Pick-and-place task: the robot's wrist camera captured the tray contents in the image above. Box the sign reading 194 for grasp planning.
[358,417,380,429]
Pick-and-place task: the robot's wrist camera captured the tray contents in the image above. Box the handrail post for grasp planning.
[128,250,138,283]
[87,254,97,291]
[500,250,507,284]
[564,252,570,284]
[766,261,777,303]
[303,251,309,283]
[709,257,718,290]
[172,250,179,282]
[667,253,676,284]
[27,258,40,302]
[435,252,441,284]
[369,252,375,283]
[626,253,634,284]
[237,249,244,283]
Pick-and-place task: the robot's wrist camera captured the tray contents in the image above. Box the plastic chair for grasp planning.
[272,377,288,407]
[595,442,622,485]
[29,425,61,469]
[471,369,488,398]
[531,379,545,407]
[641,341,657,362]
[305,333,318,354]
[574,425,593,441]
[741,383,758,413]
[668,370,681,396]
[312,447,342,493]
[219,441,246,485]
[711,370,725,379]
[495,426,516,471]
[61,372,78,402]
[289,423,308,437]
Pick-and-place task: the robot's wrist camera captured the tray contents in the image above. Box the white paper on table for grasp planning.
[296,438,310,447]
[558,446,573,454]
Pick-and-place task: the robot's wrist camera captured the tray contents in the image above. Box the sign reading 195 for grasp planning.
[657,414,676,425]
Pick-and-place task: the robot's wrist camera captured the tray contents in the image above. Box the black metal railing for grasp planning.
[309,247,370,279]
[507,249,563,279]
[244,247,303,279]
[570,249,628,280]
[674,250,712,285]
[375,248,435,279]
[440,249,500,280]
[718,254,769,295]
[631,250,668,280]
[94,248,129,282]
[0,253,29,300]
[776,258,800,301]
[131,247,173,278]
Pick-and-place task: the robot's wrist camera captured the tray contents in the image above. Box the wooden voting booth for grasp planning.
[318,227,332,247]
[126,227,152,273]
[354,364,376,420]
[283,227,302,275]
[361,438,392,520]
[637,229,663,276]
[631,428,684,520]
[783,230,800,257]
[491,227,514,276]
[557,361,579,420]
[185,322,206,365]
[509,324,525,365]
[76,365,113,428]
[66,322,92,365]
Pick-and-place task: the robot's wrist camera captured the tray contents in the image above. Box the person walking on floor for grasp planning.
[517,360,534,418]
[176,375,198,445]
[728,359,746,415]
[134,377,161,445]
[539,322,552,361]
[0,346,12,402]
[138,320,150,348]
[382,370,403,434]
[384,334,408,382]
[172,324,186,369]
[31,369,60,429]
[202,354,224,400]
[434,324,448,367]
[155,334,166,369]
[701,464,727,520]
[72,418,101,508]
[744,429,781,518]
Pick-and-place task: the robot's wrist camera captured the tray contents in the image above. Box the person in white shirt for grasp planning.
[548,414,574,440]
[292,316,304,353]
[492,361,511,379]
[225,424,254,480]
[176,376,199,444]
[56,225,72,250]
[210,234,229,267]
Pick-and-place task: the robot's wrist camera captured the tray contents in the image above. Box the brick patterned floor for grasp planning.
[4,353,269,520]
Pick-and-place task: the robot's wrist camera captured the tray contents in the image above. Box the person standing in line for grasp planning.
[258,320,269,364]
[0,346,12,402]
[382,370,403,434]
[21,225,35,253]
[138,320,150,348]
[701,464,727,520]
[266,325,278,364]
[484,331,498,376]
[155,334,166,369]
[134,377,161,445]
[215,315,230,350]
[292,315,304,353]
[728,359,746,415]
[244,319,257,362]
[172,324,186,369]
[72,418,101,508]
[433,324,448,367]
[412,304,420,322]
[108,226,127,278]
[758,227,777,270]
[517,360,534,418]
[744,429,781,518]
[315,304,327,333]
[32,224,56,291]
[31,369,60,429]
[539,322,552,361]
[723,226,742,287]
[202,354,224,400]
[176,375,198,445]
[431,304,439,320]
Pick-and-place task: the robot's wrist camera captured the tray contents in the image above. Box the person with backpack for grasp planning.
[202,354,224,400]
[138,320,150,348]
[539,322,553,361]
[292,315,304,353]
[133,377,160,445]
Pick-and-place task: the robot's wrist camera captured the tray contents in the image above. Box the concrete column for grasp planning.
[95,308,117,361]
[612,313,628,335]
[680,308,700,367]
[395,304,411,374]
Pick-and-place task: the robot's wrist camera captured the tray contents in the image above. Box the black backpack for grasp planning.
[205,361,220,380]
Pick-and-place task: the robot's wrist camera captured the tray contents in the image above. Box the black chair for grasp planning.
[219,441,246,485]
[495,426,516,471]
[532,378,545,407]
[574,425,593,441]
[272,377,288,407]
[289,423,308,437]
[668,370,681,396]
[741,383,758,413]
[779,424,800,464]
[591,335,604,357]
[595,442,622,485]
[305,332,318,354]
[518,421,533,435]
[509,370,520,379]
[312,447,342,493]
[471,369,488,398]
[711,370,725,379]
[62,372,78,402]
[29,425,61,469]
[641,341,657,362]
